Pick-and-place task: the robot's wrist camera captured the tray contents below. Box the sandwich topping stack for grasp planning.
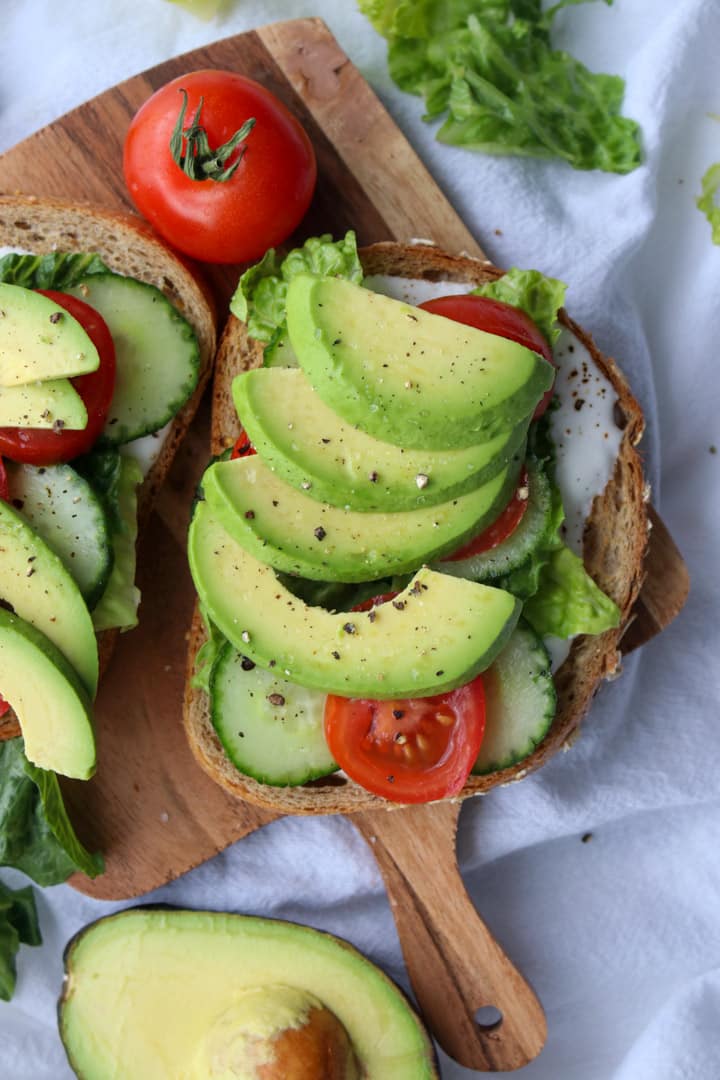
[185,233,646,811]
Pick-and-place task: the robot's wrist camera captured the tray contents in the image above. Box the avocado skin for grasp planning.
[58,907,439,1080]
[286,274,554,449]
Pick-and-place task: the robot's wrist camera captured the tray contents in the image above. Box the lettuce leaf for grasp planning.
[0,740,103,886]
[0,251,111,290]
[523,544,620,637]
[697,161,720,245]
[360,0,642,173]
[230,232,363,345]
[89,454,142,632]
[0,878,41,1001]
[471,267,567,344]
[191,604,227,694]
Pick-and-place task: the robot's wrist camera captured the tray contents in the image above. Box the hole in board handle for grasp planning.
[475,1005,503,1031]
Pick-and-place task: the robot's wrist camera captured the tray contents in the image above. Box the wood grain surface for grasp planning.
[0,18,689,1072]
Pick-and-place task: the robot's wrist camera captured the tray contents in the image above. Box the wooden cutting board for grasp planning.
[0,18,689,1071]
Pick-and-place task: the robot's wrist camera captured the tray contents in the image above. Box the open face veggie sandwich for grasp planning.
[184,232,646,811]
[0,195,215,813]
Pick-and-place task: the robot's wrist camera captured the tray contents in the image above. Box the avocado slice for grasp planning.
[286,274,554,448]
[0,376,87,429]
[202,453,521,583]
[0,609,95,779]
[59,909,438,1079]
[0,500,98,697]
[233,366,529,512]
[189,500,521,698]
[0,283,99,387]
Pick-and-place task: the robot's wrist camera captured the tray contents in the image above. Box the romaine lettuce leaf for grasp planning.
[697,161,720,245]
[0,739,103,886]
[471,267,567,344]
[230,231,363,345]
[360,0,642,173]
[0,878,41,1001]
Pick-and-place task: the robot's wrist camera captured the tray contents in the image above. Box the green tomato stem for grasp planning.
[169,90,256,182]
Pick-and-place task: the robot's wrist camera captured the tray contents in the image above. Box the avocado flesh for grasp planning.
[189,500,521,698]
[0,500,98,697]
[202,453,521,583]
[233,366,528,512]
[59,909,438,1080]
[0,609,95,779]
[286,274,554,449]
[0,282,99,387]
[0,376,87,429]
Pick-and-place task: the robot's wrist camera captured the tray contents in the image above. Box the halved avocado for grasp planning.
[202,453,520,583]
[286,274,554,448]
[233,366,529,512]
[59,909,438,1080]
[188,501,521,699]
[0,609,95,779]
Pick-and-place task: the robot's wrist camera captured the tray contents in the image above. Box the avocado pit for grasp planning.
[198,986,361,1079]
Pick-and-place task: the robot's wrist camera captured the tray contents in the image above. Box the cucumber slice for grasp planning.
[5,461,112,610]
[66,274,200,446]
[473,621,556,775]
[210,644,338,786]
[438,459,553,582]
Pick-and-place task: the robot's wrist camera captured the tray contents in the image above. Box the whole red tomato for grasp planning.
[123,70,317,264]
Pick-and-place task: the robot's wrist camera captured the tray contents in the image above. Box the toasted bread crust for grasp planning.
[0,195,217,743]
[183,242,648,814]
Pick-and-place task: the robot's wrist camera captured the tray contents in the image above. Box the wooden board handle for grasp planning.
[353,801,546,1071]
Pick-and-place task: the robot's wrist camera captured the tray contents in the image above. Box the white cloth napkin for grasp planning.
[1,1,719,1077]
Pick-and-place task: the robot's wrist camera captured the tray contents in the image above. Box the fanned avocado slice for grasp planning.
[0,609,95,780]
[285,274,554,448]
[0,500,98,696]
[233,365,529,511]
[59,909,438,1080]
[201,453,521,583]
[188,500,521,699]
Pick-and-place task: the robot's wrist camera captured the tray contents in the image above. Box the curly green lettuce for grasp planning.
[230,232,363,346]
[359,0,642,173]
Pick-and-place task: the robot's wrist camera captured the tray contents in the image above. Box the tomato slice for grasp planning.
[230,425,256,459]
[419,293,556,418]
[448,467,529,561]
[324,674,486,804]
[0,290,116,465]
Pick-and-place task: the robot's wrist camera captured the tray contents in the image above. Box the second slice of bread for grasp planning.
[0,195,217,742]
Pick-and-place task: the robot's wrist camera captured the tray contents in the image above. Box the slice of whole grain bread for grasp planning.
[183,241,647,814]
[0,195,217,742]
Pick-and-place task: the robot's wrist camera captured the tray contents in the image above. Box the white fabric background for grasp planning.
[1,1,719,1076]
